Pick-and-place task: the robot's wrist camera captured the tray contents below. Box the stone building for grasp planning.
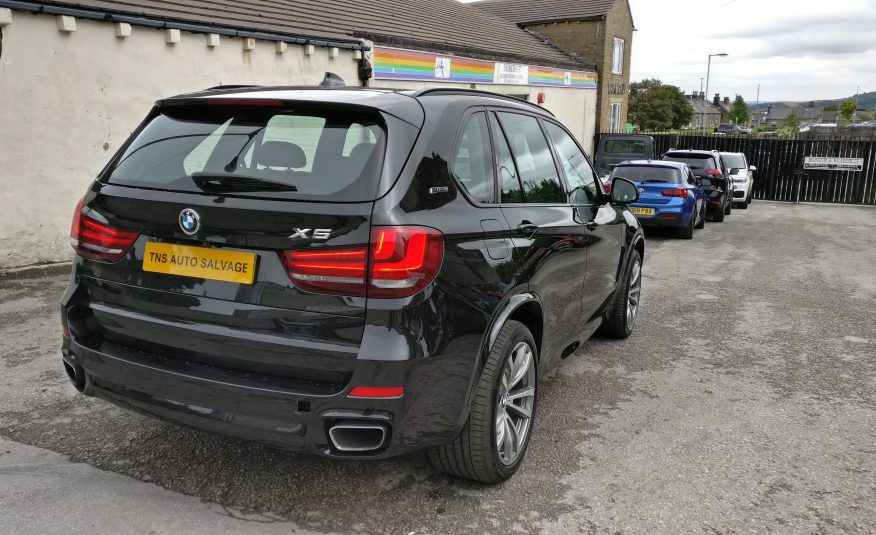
[477,0,635,134]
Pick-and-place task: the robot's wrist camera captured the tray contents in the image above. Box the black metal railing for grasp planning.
[595,133,876,205]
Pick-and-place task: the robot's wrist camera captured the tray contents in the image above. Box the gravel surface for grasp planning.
[1,200,874,534]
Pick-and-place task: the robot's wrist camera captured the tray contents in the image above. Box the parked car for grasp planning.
[720,152,756,208]
[799,123,837,132]
[609,160,706,239]
[595,134,655,176]
[848,120,876,128]
[716,123,752,136]
[661,149,734,221]
[60,85,646,483]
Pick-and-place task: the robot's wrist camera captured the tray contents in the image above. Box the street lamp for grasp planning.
[703,52,728,133]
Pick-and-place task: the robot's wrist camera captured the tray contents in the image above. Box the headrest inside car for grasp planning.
[256,141,306,169]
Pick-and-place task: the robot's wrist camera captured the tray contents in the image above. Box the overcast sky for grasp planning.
[628,0,876,103]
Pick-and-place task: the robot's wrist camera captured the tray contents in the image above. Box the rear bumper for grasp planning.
[61,335,471,458]
[630,201,692,228]
[60,270,480,459]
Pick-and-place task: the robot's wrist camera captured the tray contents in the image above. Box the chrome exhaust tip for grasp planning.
[62,355,92,395]
[328,421,389,452]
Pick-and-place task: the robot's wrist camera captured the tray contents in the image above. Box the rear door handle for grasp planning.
[517,222,539,237]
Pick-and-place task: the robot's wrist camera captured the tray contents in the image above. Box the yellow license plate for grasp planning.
[143,242,257,284]
[632,207,655,216]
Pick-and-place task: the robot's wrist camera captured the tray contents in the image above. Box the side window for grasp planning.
[544,121,598,205]
[451,112,494,204]
[489,113,524,203]
[496,112,565,204]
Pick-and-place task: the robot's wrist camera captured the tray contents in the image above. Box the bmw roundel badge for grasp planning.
[179,208,200,235]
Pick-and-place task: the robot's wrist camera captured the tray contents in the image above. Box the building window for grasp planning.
[609,103,622,133]
[612,38,624,75]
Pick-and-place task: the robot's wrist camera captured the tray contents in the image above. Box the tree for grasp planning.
[664,86,694,129]
[774,111,801,139]
[728,95,749,124]
[824,103,839,112]
[839,100,857,121]
[628,79,693,131]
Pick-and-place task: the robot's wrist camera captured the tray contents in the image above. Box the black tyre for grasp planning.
[725,197,733,215]
[428,320,537,483]
[740,194,750,209]
[695,204,706,229]
[597,249,642,339]
[712,199,726,222]
[678,210,694,239]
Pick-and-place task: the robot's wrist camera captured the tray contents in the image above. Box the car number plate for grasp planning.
[631,207,655,216]
[143,242,257,284]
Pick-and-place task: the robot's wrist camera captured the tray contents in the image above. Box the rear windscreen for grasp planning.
[106,107,386,201]
[612,166,682,184]
[603,139,647,154]
[662,154,716,172]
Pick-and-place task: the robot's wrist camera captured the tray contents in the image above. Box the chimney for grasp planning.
[713,93,720,106]
[699,91,705,101]
[723,96,730,105]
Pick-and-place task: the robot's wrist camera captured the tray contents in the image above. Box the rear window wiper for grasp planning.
[190,172,298,192]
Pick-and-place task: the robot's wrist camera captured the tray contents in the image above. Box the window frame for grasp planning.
[612,37,625,75]
[609,103,622,133]
[447,107,498,206]
[487,108,570,207]
[541,118,602,207]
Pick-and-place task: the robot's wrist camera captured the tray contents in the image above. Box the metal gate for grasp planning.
[595,133,876,205]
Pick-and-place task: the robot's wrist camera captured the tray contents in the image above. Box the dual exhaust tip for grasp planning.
[328,421,389,452]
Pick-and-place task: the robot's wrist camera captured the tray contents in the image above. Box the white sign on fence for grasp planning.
[803,157,864,171]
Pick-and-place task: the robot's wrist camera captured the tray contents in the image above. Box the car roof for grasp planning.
[157,85,552,126]
[664,149,719,156]
[617,160,686,170]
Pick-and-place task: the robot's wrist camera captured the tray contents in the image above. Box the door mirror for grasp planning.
[749,165,757,172]
[611,177,639,204]
[729,168,741,175]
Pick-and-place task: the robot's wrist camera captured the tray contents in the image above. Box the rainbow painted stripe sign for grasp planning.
[373,47,597,89]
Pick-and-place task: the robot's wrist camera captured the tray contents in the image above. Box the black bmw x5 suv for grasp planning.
[61,86,645,482]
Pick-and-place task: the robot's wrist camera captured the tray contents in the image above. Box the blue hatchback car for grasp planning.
[609,160,706,239]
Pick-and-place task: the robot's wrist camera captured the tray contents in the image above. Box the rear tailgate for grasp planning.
[66,97,421,391]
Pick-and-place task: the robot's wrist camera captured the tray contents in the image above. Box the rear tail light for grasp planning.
[661,188,689,198]
[279,226,444,298]
[280,246,368,297]
[70,199,139,263]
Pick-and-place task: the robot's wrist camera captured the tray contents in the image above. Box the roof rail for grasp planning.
[204,84,261,91]
[411,88,554,116]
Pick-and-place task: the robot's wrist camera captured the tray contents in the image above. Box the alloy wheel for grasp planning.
[626,258,642,328]
[495,341,536,466]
